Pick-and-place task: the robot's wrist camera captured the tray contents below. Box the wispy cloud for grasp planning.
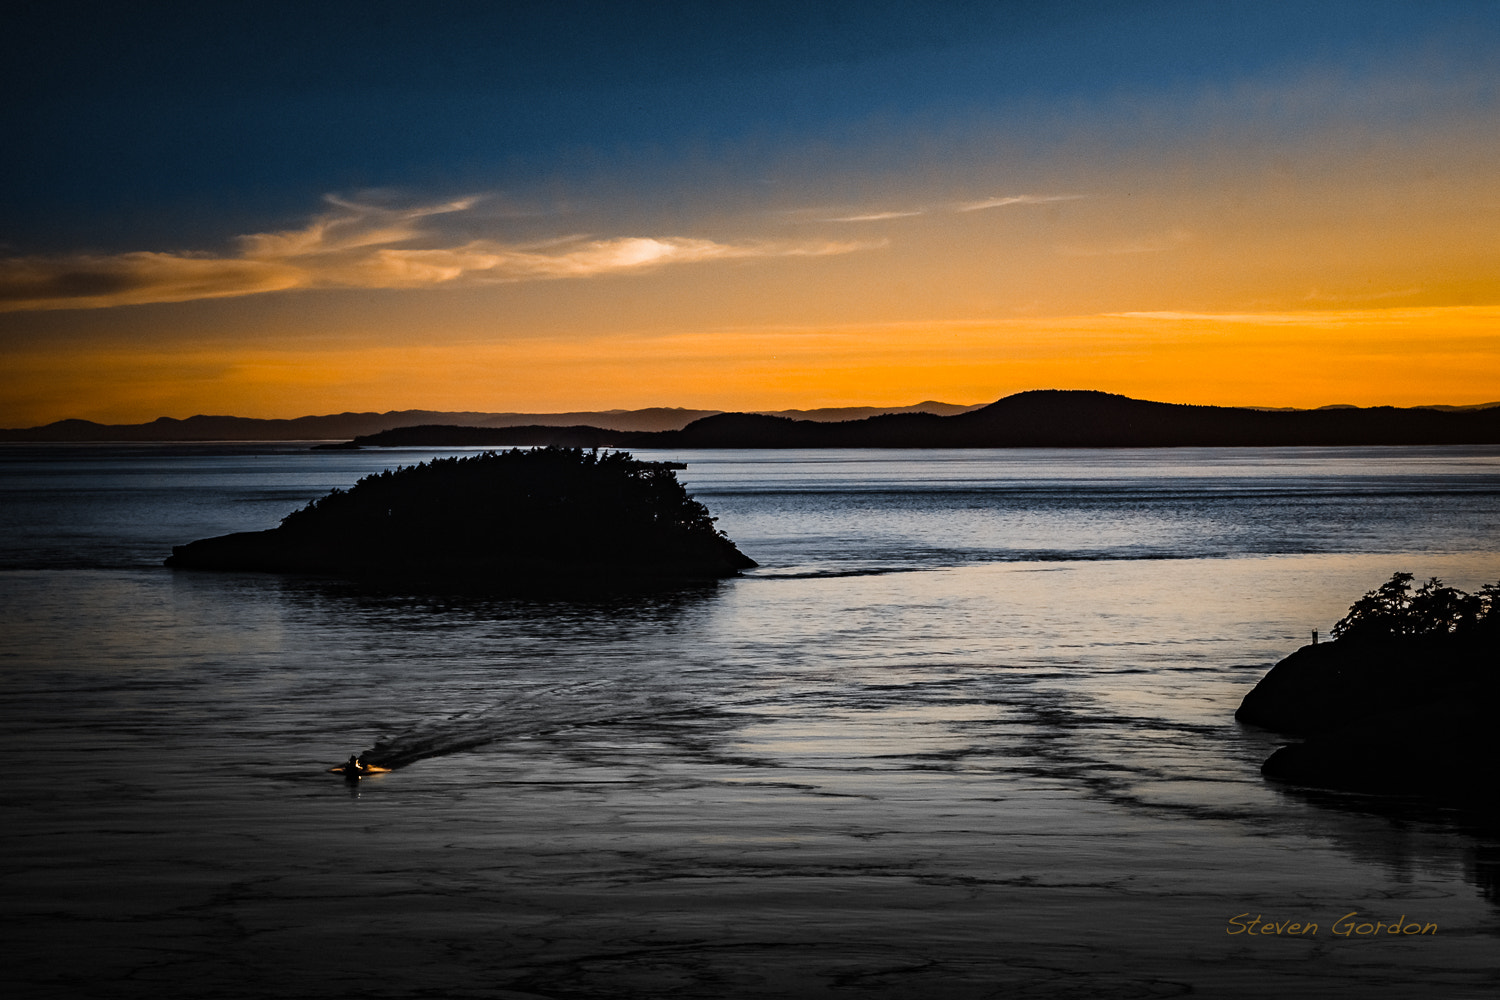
[819,210,925,223]
[0,254,306,311]
[1113,311,1321,324]
[1108,306,1500,327]
[0,196,875,312]
[957,194,1085,212]
[799,193,1084,224]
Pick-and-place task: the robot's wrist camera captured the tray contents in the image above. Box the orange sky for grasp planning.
[3,10,1498,426]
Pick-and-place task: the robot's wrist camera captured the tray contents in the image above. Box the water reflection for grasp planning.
[268,570,727,627]
[1261,783,1500,910]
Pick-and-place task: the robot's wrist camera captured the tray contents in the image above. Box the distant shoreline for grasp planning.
[0,401,981,443]
[318,391,1500,450]
[6,391,1499,444]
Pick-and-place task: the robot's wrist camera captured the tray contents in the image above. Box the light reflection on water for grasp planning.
[2,446,1500,997]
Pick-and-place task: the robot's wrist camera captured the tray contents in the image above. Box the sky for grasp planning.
[2,0,1498,425]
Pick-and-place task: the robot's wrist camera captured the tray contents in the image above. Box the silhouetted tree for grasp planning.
[1478,582,1500,635]
[273,447,750,572]
[1407,577,1481,635]
[1331,572,1414,639]
[1331,571,1495,640]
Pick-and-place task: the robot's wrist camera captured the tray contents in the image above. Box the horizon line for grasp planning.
[9,389,1500,433]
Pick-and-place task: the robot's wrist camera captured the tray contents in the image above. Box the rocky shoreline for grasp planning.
[1236,571,1498,814]
[1236,635,1496,803]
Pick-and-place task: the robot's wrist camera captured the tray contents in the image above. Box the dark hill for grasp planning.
[165,448,756,584]
[938,390,1500,447]
[333,390,1500,449]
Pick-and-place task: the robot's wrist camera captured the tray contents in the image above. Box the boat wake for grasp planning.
[356,677,703,770]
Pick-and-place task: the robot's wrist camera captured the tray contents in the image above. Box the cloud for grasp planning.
[794,194,1083,224]
[322,235,879,288]
[0,196,874,312]
[235,196,478,260]
[958,194,1084,212]
[0,253,306,310]
[1107,306,1500,328]
[819,210,925,223]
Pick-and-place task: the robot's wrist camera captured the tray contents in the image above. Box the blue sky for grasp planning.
[7,1,1493,248]
[3,2,1498,422]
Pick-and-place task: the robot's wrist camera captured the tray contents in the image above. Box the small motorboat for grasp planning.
[329,756,390,779]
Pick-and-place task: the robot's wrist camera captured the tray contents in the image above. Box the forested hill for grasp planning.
[331,391,1500,449]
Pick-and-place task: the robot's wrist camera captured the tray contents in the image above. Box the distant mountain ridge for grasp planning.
[0,401,981,442]
[334,390,1500,449]
[7,392,1500,446]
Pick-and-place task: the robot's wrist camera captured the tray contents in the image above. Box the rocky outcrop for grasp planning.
[1235,636,1493,735]
[1258,700,1491,797]
[1236,635,1497,802]
[166,448,756,584]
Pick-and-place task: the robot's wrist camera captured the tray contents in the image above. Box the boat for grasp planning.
[329,759,390,778]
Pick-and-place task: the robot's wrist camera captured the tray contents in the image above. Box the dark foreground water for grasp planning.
[3,445,1499,998]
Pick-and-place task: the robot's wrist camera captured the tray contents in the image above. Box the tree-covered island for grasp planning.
[165,448,756,583]
[1237,573,1498,808]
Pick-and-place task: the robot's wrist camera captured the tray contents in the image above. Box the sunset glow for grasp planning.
[3,3,1498,426]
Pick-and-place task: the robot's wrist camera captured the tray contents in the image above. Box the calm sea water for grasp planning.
[3,444,1499,998]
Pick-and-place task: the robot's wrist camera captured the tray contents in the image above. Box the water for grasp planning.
[3,445,1499,998]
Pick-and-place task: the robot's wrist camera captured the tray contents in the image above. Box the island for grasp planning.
[1236,573,1498,808]
[164,447,757,583]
